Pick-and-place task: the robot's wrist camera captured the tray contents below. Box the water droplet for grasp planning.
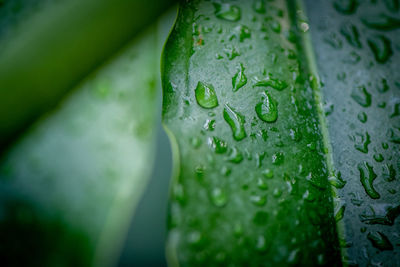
[324,102,334,116]
[383,164,396,182]
[204,119,216,131]
[289,127,302,141]
[255,91,278,123]
[255,235,268,251]
[361,14,400,30]
[234,25,251,42]
[213,3,241,21]
[357,112,368,123]
[324,33,342,49]
[351,86,371,107]
[262,168,274,179]
[257,178,268,190]
[190,137,202,148]
[195,82,218,109]
[226,146,243,163]
[328,172,347,189]
[340,23,361,48]
[333,0,358,14]
[303,189,315,202]
[250,194,267,206]
[188,231,202,246]
[253,211,269,225]
[272,152,284,165]
[367,232,393,251]
[232,63,247,92]
[208,136,228,154]
[271,20,281,33]
[367,35,393,63]
[377,78,390,93]
[253,0,265,13]
[352,131,371,153]
[210,187,228,207]
[223,105,247,141]
[254,77,288,91]
[224,44,240,60]
[384,0,400,11]
[373,153,384,162]
[273,188,282,198]
[358,161,380,199]
[360,203,400,225]
[335,204,346,222]
[390,102,400,118]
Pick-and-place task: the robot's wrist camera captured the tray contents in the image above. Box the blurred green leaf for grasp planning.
[0,0,174,148]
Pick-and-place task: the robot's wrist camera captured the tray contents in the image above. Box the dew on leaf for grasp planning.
[262,168,274,179]
[250,194,267,206]
[358,161,380,199]
[255,91,278,123]
[252,0,265,14]
[373,153,384,162]
[382,163,396,182]
[195,81,219,109]
[232,63,247,92]
[367,232,393,251]
[357,112,368,123]
[377,78,390,93]
[226,146,243,163]
[213,3,241,22]
[223,105,247,141]
[204,119,216,131]
[351,86,371,107]
[333,0,358,14]
[367,35,393,63]
[361,14,400,30]
[208,136,228,154]
[328,172,347,189]
[272,152,284,165]
[210,187,228,207]
[340,23,361,48]
[254,77,288,91]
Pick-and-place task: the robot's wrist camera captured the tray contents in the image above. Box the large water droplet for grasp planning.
[351,86,371,107]
[333,0,358,14]
[214,3,241,22]
[367,35,393,63]
[208,136,228,154]
[361,14,400,30]
[358,161,380,199]
[232,63,247,92]
[210,187,228,207]
[195,82,218,109]
[223,105,247,141]
[340,23,361,48]
[367,232,393,251]
[234,25,251,42]
[255,91,278,122]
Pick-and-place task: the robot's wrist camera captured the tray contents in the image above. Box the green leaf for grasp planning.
[306,0,400,265]
[0,0,174,147]
[162,0,341,265]
[0,23,162,266]
[163,0,399,265]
